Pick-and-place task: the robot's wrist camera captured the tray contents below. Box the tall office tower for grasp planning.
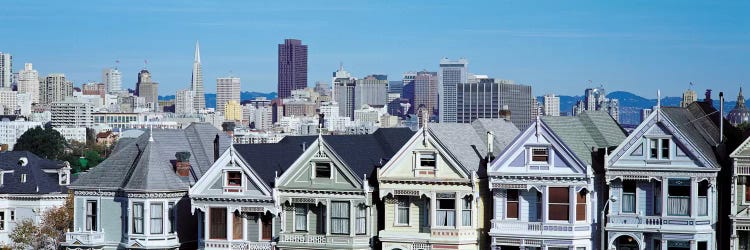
[543,94,560,116]
[456,80,499,123]
[389,81,403,94]
[354,75,388,109]
[175,89,196,115]
[102,67,122,94]
[278,39,308,99]
[438,58,468,123]
[135,69,158,111]
[192,41,205,111]
[216,77,241,112]
[18,63,40,104]
[0,52,11,89]
[681,88,697,108]
[584,87,606,111]
[135,69,152,96]
[498,81,533,129]
[42,74,73,104]
[401,72,417,113]
[414,71,438,117]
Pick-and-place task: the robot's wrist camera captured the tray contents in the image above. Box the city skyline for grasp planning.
[0,1,747,98]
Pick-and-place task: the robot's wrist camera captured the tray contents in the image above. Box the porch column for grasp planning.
[204,209,210,239]
[708,179,716,219]
[690,177,698,217]
[430,192,437,228]
[325,200,331,236]
[349,201,355,237]
[242,212,247,241]
[542,186,549,223]
[226,208,233,240]
[661,178,668,216]
[569,187,576,224]
[455,193,462,227]
[690,240,697,250]
[661,239,668,250]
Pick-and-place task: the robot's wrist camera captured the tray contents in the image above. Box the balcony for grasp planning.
[489,220,591,238]
[64,231,105,246]
[126,234,180,248]
[607,214,713,231]
[277,233,370,249]
[202,240,273,250]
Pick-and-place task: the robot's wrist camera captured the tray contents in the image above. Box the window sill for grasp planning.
[392,224,410,227]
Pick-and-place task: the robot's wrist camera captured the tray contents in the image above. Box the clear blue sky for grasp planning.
[1,0,748,98]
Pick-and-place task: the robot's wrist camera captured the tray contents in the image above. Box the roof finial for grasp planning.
[657,89,661,110]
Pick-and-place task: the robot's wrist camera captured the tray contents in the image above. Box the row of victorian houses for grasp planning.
[37,96,750,249]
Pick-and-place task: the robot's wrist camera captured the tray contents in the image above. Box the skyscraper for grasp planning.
[175,89,195,115]
[498,81,533,129]
[278,39,308,99]
[102,67,122,94]
[401,72,417,114]
[136,69,158,111]
[0,52,11,89]
[414,71,438,117]
[216,77,241,113]
[456,80,499,123]
[574,86,620,122]
[192,41,206,111]
[354,75,388,109]
[438,58,468,123]
[332,64,355,118]
[543,94,560,116]
[18,63,40,104]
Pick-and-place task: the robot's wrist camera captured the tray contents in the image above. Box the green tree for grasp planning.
[14,127,67,160]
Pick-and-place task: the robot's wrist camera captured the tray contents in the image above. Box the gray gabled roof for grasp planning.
[71,123,231,191]
[428,119,520,171]
[542,111,627,165]
[660,106,720,166]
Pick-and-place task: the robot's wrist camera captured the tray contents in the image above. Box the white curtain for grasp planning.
[356,206,366,234]
[86,202,96,231]
[668,196,690,216]
[133,203,143,234]
[331,201,350,234]
[397,197,409,224]
[150,204,163,234]
[621,193,636,213]
[295,205,307,231]
[698,197,708,216]
[437,210,455,227]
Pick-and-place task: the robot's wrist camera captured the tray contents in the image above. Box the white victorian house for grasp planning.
[190,144,277,250]
[604,105,721,250]
[488,111,626,250]
[730,135,750,250]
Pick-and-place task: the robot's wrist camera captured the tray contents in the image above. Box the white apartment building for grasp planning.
[543,93,561,116]
[216,77,240,112]
[0,119,43,150]
[18,63,40,103]
[51,99,94,127]
[175,89,195,115]
[53,127,87,143]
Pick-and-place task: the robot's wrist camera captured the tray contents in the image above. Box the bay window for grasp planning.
[396,197,409,225]
[356,205,366,235]
[548,187,570,221]
[622,180,636,213]
[133,202,144,234]
[576,190,587,221]
[331,201,350,234]
[462,197,471,226]
[294,204,307,232]
[86,201,98,231]
[436,195,455,227]
[151,203,163,234]
[668,178,690,216]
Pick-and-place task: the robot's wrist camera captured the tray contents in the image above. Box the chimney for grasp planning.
[221,122,236,137]
[214,134,220,161]
[705,89,713,107]
[499,105,511,121]
[175,151,192,177]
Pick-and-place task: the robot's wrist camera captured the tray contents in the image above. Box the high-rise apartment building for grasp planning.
[192,41,205,110]
[354,75,388,109]
[681,88,698,108]
[18,63,40,104]
[175,89,195,115]
[574,86,620,122]
[216,77,241,113]
[332,65,355,118]
[414,71,438,117]
[543,94,560,116]
[278,39,308,99]
[438,58,468,123]
[42,74,73,104]
[498,81,533,129]
[50,99,94,127]
[224,100,242,121]
[0,52,12,89]
[401,72,417,113]
[102,67,122,94]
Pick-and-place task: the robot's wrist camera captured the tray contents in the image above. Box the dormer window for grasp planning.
[649,138,671,160]
[226,171,242,186]
[419,153,436,168]
[531,148,549,162]
[315,162,331,178]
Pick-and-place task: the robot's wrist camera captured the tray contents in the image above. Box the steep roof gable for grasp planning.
[378,127,471,180]
[190,145,272,198]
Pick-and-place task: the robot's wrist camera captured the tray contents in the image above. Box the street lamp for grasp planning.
[601,195,617,250]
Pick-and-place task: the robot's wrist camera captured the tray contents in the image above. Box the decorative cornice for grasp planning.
[73,190,187,199]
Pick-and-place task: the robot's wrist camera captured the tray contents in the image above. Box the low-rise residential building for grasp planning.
[54,127,87,144]
[377,119,519,250]
[488,111,626,250]
[62,123,231,250]
[604,104,722,250]
[0,151,72,245]
[0,119,42,150]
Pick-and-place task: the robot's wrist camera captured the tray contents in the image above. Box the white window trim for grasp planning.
[415,151,438,169]
[504,189,519,220]
[292,204,309,232]
[311,161,334,180]
[393,196,410,227]
[646,137,672,161]
[620,181,638,214]
[528,146,551,165]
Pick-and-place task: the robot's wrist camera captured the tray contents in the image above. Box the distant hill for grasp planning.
[159,92,277,109]
[539,91,737,126]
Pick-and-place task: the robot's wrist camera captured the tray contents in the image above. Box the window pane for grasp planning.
[210,208,227,239]
[548,204,569,220]
[356,206,366,234]
[233,212,243,240]
[397,197,409,224]
[168,203,175,233]
[133,203,144,234]
[576,191,587,221]
[331,201,350,234]
[507,190,519,219]
[532,148,549,162]
[294,204,307,231]
[315,163,331,178]
[661,139,670,159]
[227,171,242,186]
[420,154,436,167]
[151,204,163,234]
[650,139,658,158]
[438,199,455,210]
[548,187,569,203]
